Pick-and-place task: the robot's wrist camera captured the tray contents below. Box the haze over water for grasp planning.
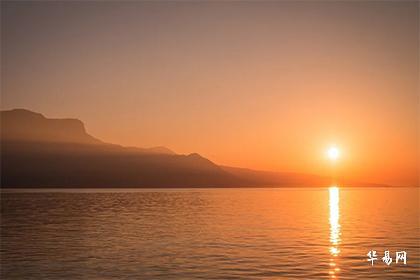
[1,187,419,279]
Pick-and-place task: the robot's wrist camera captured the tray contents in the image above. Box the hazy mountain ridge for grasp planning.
[1,109,175,155]
[221,166,332,187]
[0,109,386,188]
[221,166,386,188]
[1,109,241,187]
[1,109,101,145]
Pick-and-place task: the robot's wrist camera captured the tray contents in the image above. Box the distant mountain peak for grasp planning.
[0,109,176,155]
[187,152,201,158]
[6,108,44,116]
[146,146,175,155]
[1,108,100,145]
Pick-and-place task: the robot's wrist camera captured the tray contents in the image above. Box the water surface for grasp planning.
[1,187,419,279]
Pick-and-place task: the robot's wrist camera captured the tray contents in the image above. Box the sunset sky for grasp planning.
[1,1,418,187]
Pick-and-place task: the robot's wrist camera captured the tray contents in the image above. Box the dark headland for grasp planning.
[0,109,385,188]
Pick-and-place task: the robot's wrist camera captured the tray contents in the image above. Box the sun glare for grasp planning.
[329,186,341,278]
[327,146,340,161]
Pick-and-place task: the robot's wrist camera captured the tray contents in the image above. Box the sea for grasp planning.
[1,187,419,279]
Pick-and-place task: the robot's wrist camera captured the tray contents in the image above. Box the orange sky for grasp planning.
[1,1,418,186]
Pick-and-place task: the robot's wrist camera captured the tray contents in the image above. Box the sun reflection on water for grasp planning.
[329,186,341,278]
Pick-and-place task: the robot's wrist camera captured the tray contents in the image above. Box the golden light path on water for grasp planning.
[329,186,341,279]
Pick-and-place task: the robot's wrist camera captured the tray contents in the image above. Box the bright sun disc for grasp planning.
[327,146,340,161]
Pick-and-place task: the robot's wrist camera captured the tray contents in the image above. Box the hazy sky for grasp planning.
[1,1,418,186]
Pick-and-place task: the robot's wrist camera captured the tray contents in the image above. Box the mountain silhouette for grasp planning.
[0,109,384,188]
[1,109,240,187]
[2,109,101,144]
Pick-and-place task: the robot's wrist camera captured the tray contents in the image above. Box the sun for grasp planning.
[327,146,340,161]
